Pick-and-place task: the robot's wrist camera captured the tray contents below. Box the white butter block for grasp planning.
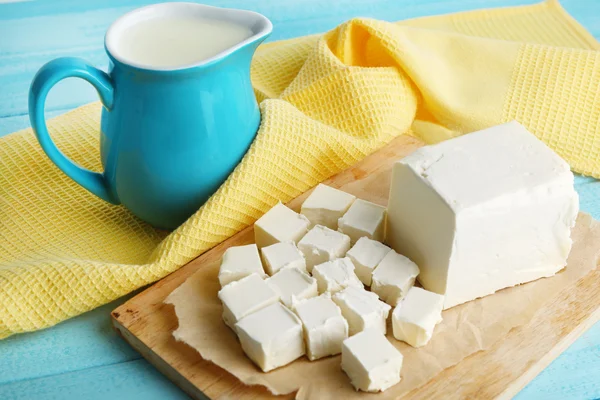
[261,241,307,275]
[292,294,349,360]
[301,184,356,229]
[392,287,444,348]
[254,202,310,249]
[386,121,579,309]
[371,251,419,306]
[235,302,305,372]
[218,273,280,329]
[341,329,403,392]
[312,257,363,294]
[297,225,351,273]
[338,199,386,243]
[218,244,266,287]
[346,237,392,286]
[266,267,318,307]
[333,286,391,336]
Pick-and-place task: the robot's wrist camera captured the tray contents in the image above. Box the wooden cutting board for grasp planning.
[111,135,600,400]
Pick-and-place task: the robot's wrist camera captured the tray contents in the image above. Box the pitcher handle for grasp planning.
[28,57,119,204]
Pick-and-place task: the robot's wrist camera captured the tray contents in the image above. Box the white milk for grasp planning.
[117,16,253,68]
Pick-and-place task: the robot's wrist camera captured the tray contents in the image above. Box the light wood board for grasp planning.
[111,135,600,400]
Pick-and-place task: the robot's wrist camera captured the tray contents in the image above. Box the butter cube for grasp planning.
[333,286,391,336]
[297,225,351,273]
[235,303,305,372]
[338,199,386,243]
[301,184,356,229]
[312,257,363,294]
[254,202,310,249]
[292,294,349,360]
[261,241,307,275]
[392,287,444,348]
[386,121,579,309]
[218,273,280,328]
[266,267,318,307]
[346,237,392,286]
[341,329,403,392]
[218,244,266,287]
[371,251,419,306]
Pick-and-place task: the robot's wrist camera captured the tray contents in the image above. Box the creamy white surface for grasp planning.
[266,267,317,307]
[346,237,392,286]
[117,16,253,68]
[254,202,310,249]
[292,294,348,360]
[333,286,391,336]
[392,287,444,348]
[312,257,363,294]
[386,121,579,309]
[217,273,279,328]
[235,303,305,372]
[301,184,356,229]
[297,225,351,273]
[260,241,307,275]
[341,328,403,392]
[218,244,266,287]
[371,251,420,306]
[338,199,387,243]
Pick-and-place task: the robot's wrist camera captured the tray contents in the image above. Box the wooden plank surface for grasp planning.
[1,1,600,400]
[111,135,600,399]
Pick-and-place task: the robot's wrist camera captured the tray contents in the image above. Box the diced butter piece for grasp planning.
[218,273,280,329]
[266,267,318,307]
[235,303,305,372]
[261,241,307,275]
[386,121,579,309]
[341,329,403,392]
[297,225,351,273]
[392,287,444,348]
[333,286,391,336]
[338,199,386,243]
[301,184,356,229]
[312,258,363,294]
[371,251,419,306]
[346,237,392,286]
[254,202,310,249]
[292,294,348,360]
[218,244,266,287]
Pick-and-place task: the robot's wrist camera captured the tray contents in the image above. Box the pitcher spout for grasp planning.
[194,4,273,65]
[231,8,273,47]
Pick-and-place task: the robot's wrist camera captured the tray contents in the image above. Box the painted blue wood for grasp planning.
[0,359,188,400]
[1,1,600,399]
[0,295,139,385]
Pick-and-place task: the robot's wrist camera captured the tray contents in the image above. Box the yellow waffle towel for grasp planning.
[2,0,600,338]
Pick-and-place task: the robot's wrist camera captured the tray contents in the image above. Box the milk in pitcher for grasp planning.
[117,15,254,68]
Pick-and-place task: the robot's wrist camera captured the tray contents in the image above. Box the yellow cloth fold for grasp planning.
[2,0,600,338]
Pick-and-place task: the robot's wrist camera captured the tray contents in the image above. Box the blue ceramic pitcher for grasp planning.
[29,3,272,229]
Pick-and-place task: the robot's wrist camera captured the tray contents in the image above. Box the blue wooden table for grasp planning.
[1,1,599,399]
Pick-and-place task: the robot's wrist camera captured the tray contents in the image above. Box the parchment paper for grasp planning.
[165,213,600,399]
